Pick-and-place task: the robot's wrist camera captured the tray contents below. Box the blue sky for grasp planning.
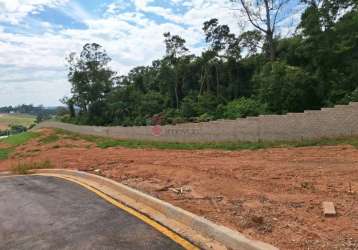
[0,0,303,106]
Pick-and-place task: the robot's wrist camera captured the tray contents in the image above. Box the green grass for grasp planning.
[11,160,53,174]
[0,113,36,129]
[1,132,40,146]
[53,128,358,151]
[0,132,40,160]
[39,134,60,144]
[0,148,12,160]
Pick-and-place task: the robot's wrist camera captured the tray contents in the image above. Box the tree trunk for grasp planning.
[267,31,275,61]
[215,65,219,97]
[264,0,275,61]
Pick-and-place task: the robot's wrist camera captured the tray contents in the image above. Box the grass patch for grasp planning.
[1,132,40,146]
[0,132,40,160]
[0,148,12,160]
[11,160,53,175]
[53,128,358,151]
[39,134,60,144]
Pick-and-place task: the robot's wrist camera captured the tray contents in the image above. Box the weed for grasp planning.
[0,148,12,160]
[11,160,53,174]
[38,134,60,144]
[53,128,358,151]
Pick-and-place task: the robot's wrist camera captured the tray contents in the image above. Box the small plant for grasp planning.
[12,160,53,174]
[0,148,11,160]
[39,134,60,144]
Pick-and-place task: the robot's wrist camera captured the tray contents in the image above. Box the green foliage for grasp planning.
[54,128,358,151]
[0,132,40,160]
[223,98,267,119]
[180,94,198,118]
[255,61,319,113]
[39,134,60,144]
[196,94,219,116]
[1,132,39,146]
[59,1,358,126]
[10,124,27,134]
[0,148,11,160]
[349,88,358,102]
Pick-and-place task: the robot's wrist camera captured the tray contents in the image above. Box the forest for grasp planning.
[61,0,358,126]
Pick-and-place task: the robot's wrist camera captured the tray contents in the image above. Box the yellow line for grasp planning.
[55,175,199,250]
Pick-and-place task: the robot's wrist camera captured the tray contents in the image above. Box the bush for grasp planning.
[10,124,27,134]
[349,88,358,102]
[180,94,197,118]
[162,108,182,124]
[223,98,266,119]
[195,94,219,116]
[254,61,320,113]
[197,113,214,122]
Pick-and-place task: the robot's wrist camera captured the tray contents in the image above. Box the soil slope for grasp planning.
[1,129,357,249]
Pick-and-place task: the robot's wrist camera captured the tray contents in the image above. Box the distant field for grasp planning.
[0,113,36,130]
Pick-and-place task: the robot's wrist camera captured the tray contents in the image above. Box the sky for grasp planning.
[0,0,303,107]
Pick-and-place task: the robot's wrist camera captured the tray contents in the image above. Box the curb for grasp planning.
[32,169,278,250]
[0,171,13,177]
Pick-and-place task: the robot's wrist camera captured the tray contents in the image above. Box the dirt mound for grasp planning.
[0,128,357,249]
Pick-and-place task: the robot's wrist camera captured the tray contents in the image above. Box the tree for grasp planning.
[231,0,293,60]
[59,2,358,127]
[254,61,320,113]
[66,43,115,124]
[163,32,191,109]
[298,0,358,104]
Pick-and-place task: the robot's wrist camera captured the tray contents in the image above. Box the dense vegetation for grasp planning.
[61,0,358,126]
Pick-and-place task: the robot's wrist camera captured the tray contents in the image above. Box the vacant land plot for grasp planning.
[0,113,36,130]
[0,128,357,249]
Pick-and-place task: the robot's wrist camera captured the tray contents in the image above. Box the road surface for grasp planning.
[0,175,187,250]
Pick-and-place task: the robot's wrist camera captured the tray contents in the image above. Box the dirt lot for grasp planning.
[0,129,357,250]
[0,124,8,130]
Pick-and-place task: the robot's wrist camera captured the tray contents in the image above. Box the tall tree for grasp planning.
[66,43,115,124]
[163,32,190,109]
[231,0,293,60]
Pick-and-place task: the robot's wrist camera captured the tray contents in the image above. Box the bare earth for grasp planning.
[0,129,357,250]
[0,124,8,130]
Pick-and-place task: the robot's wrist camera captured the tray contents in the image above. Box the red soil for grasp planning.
[1,129,357,249]
[0,124,8,130]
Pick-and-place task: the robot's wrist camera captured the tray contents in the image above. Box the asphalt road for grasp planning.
[0,175,185,250]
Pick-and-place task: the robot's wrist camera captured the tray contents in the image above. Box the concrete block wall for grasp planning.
[36,102,358,142]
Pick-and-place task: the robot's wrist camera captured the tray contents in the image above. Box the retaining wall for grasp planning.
[35,102,358,142]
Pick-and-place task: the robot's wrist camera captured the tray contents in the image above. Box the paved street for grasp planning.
[0,175,185,250]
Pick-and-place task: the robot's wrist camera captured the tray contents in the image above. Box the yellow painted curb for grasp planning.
[57,175,199,250]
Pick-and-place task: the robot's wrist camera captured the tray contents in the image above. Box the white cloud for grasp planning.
[0,0,69,24]
[0,0,303,106]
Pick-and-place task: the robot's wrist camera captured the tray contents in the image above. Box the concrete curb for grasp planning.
[0,171,13,177]
[32,169,278,250]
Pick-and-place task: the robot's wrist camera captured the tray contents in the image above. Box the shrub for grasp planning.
[197,113,214,122]
[223,98,266,119]
[180,94,197,118]
[195,94,219,116]
[254,61,320,113]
